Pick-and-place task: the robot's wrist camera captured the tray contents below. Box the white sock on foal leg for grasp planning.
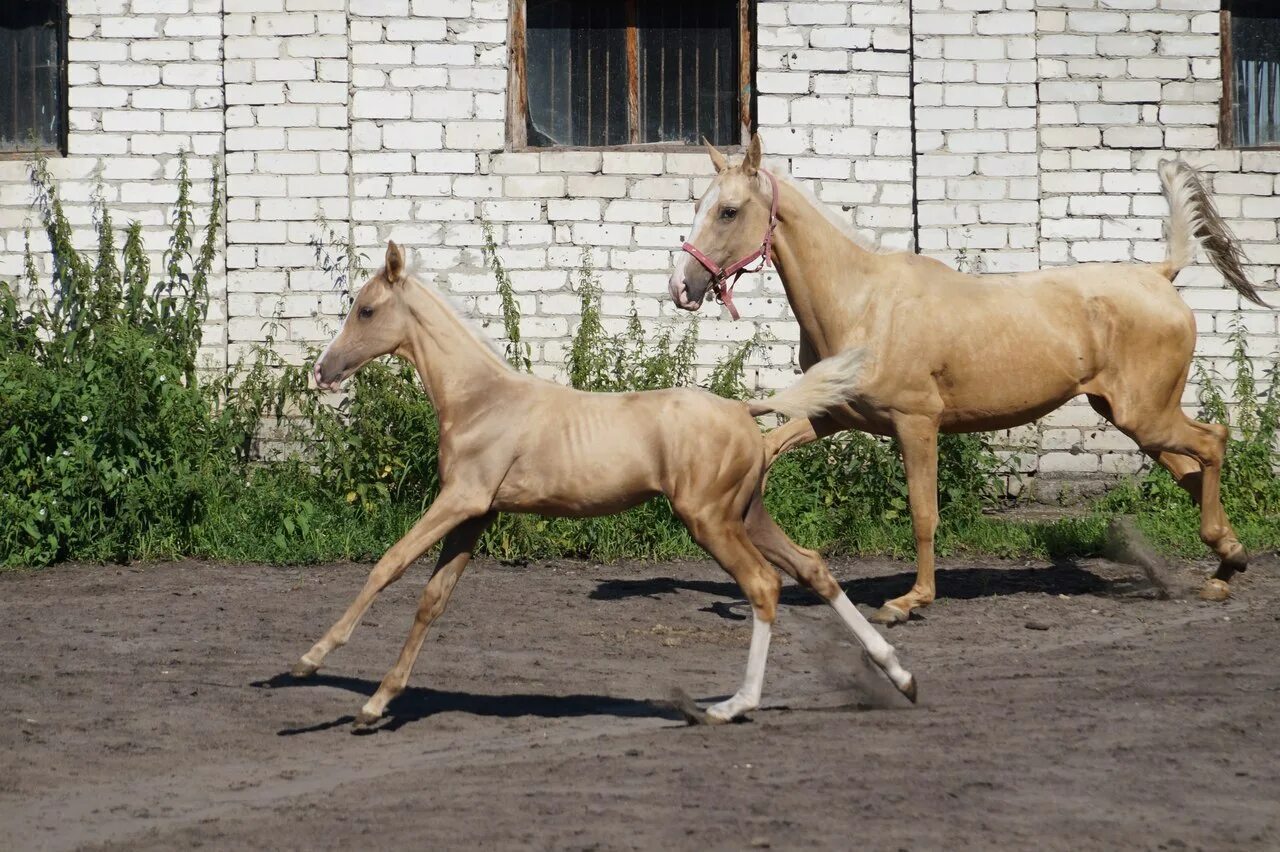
[706,612,772,722]
[831,592,915,695]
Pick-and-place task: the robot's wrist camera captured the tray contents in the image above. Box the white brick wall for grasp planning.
[0,0,226,365]
[1028,0,1280,500]
[1,0,1276,499]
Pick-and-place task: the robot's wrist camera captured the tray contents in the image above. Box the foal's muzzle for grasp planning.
[313,358,346,391]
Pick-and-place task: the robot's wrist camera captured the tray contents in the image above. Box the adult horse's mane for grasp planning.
[761,160,886,255]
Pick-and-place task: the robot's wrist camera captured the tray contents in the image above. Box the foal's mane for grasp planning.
[402,260,512,368]
[759,161,885,254]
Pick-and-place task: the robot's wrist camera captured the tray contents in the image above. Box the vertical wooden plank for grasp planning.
[738,0,751,144]
[626,0,639,143]
[19,23,34,148]
[694,3,702,141]
[1,25,16,148]
[57,0,67,154]
[1221,9,1233,148]
[506,0,528,149]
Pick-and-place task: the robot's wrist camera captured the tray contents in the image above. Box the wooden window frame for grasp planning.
[1220,4,1280,150]
[506,0,756,152]
[0,0,69,160]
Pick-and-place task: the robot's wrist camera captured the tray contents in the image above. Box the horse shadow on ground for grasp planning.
[591,559,1136,617]
[252,673,684,735]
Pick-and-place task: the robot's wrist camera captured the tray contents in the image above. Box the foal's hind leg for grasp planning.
[355,512,495,727]
[744,496,916,700]
[680,512,782,723]
[293,487,488,677]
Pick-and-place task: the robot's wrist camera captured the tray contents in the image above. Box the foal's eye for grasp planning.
[721,207,738,220]
[358,306,374,320]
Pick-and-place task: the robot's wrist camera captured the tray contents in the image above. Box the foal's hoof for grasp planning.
[1199,578,1231,603]
[667,688,725,726]
[870,603,910,626]
[290,659,319,679]
[900,675,918,704]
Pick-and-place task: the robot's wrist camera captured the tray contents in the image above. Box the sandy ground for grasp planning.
[1,552,1278,851]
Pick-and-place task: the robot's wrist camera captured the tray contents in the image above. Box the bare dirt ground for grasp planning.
[1,552,1278,851]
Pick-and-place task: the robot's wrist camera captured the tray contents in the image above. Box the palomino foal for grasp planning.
[293,242,916,727]
[672,135,1269,624]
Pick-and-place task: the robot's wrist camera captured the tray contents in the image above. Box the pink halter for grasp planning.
[680,168,780,321]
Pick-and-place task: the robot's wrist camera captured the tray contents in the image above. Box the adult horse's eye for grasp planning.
[721,207,738,220]
[358,306,374,320]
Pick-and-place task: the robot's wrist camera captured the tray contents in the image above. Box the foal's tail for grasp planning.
[1159,159,1269,306]
[747,348,865,420]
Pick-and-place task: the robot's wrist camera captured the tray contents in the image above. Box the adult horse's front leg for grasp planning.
[873,416,939,626]
[355,512,495,727]
[292,487,489,677]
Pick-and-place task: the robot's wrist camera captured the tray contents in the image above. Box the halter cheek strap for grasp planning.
[680,168,780,321]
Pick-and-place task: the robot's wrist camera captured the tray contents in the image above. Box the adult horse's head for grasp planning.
[313,241,413,390]
[669,133,776,317]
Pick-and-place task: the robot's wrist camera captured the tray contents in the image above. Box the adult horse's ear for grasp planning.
[385,240,405,285]
[742,133,763,177]
[703,136,729,174]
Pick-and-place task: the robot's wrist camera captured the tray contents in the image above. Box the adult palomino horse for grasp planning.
[670,134,1270,625]
[294,241,916,727]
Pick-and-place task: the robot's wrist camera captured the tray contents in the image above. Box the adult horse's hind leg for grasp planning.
[355,512,495,727]
[679,510,782,723]
[744,495,916,700]
[292,487,489,677]
[1089,394,1247,600]
[1148,449,1248,593]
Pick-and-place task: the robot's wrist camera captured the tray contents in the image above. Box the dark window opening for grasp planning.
[1223,1,1280,148]
[1,0,66,156]
[510,0,753,149]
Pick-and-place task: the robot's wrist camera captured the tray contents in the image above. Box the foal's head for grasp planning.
[313,241,413,390]
[669,133,772,311]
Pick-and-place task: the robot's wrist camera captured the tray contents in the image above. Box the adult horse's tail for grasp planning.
[747,349,865,420]
[1159,159,1268,306]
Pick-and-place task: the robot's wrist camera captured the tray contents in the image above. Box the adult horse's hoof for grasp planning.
[352,709,381,730]
[870,603,909,626]
[1220,543,1249,575]
[1199,578,1231,602]
[900,675,918,704]
[290,659,319,678]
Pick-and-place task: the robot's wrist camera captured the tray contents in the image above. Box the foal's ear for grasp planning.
[385,240,405,285]
[742,133,763,177]
[703,137,729,174]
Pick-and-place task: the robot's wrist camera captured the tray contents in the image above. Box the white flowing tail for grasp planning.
[747,349,865,420]
[1159,159,1268,307]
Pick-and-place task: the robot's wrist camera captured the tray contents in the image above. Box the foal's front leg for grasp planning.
[356,512,495,727]
[680,516,782,723]
[292,488,488,677]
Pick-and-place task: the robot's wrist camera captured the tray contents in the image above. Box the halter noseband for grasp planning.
[680,168,780,321]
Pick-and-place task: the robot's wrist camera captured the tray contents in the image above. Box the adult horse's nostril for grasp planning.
[668,273,688,307]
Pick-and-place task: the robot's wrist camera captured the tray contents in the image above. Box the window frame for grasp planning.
[505,0,756,152]
[1220,4,1280,150]
[0,0,69,160]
